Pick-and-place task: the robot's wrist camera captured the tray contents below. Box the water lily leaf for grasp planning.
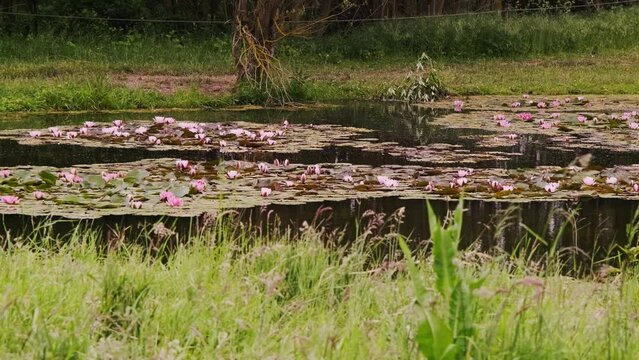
[82,175,106,189]
[124,169,150,184]
[56,195,89,205]
[13,170,31,181]
[110,194,128,204]
[39,171,57,186]
[168,184,190,198]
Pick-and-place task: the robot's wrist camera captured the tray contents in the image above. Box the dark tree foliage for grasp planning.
[0,0,634,35]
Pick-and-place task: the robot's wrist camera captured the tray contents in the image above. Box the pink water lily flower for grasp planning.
[33,191,46,200]
[135,126,148,134]
[226,170,238,179]
[1,195,20,205]
[425,181,436,192]
[159,191,174,201]
[457,169,471,178]
[343,175,354,183]
[130,201,143,209]
[259,130,276,141]
[273,159,281,167]
[377,175,399,188]
[632,181,639,192]
[258,163,269,173]
[540,122,552,129]
[550,100,561,108]
[112,120,124,128]
[284,180,294,187]
[299,173,307,183]
[66,131,78,139]
[453,100,464,112]
[517,113,533,122]
[497,120,511,128]
[175,159,189,171]
[165,195,183,207]
[502,185,514,191]
[219,140,227,147]
[83,121,96,128]
[577,115,587,123]
[260,187,272,197]
[544,182,560,193]
[488,180,503,191]
[455,177,468,187]
[583,177,596,186]
[629,122,639,130]
[188,166,197,176]
[61,172,83,183]
[537,102,547,108]
[102,126,117,135]
[28,131,41,138]
[51,129,63,137]
[267,139,276,145]
[0,170,11,178]
[606,177,618,185]
[101,172,120,182]
[79,127,89,135]
[190,179,207,193]
[511,102,521,108]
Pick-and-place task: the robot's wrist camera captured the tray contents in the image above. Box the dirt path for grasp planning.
[111,73,236,95]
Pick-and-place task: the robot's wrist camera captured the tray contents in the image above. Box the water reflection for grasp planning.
[1,197,634,270]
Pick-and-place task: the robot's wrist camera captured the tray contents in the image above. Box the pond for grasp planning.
[1,98,639,266]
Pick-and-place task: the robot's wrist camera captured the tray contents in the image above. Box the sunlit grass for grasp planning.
[0,218,638,358]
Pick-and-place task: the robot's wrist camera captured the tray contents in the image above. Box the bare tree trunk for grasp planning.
[232,0,284,82]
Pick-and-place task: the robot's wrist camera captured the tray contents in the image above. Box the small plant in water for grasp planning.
[383,53,447,103]
[400,200,483,359]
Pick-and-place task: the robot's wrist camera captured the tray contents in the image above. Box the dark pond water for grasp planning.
[1,197,635,270]
[3,101,639,265]
[3,102,639,169]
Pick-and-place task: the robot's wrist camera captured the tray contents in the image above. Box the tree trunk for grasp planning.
[232,0,283,82]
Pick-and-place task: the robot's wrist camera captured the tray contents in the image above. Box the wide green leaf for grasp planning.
[124,169,150,185]
[38,170,57,186]
[416,313,456,360]
[82,175,106,189]
[427,200,461,300]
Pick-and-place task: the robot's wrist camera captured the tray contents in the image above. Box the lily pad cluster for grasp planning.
[1,118,373,154]
[2,157,639,219]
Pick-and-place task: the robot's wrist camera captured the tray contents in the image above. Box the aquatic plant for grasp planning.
[383,53,447,103]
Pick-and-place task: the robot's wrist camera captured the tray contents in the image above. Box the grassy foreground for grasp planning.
[0,218,638,359]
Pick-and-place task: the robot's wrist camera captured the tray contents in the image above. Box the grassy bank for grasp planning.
[2,7,639,112]
[0,215,637,358]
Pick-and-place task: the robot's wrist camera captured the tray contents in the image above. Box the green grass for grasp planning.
[0,218,638,358]
[3,7,639,111]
